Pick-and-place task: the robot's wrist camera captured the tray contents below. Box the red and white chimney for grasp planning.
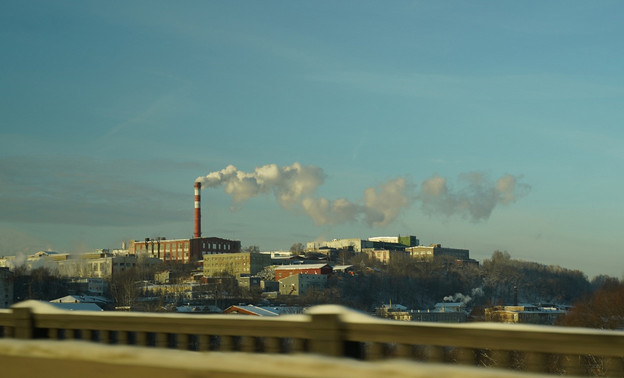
[194,181,201,238]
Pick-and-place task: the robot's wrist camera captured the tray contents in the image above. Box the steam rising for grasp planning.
[418,172,530,221]
[363,177,410,227]
[301,197,360,226]
[196,163,324,207]
[443,293,471,304]
[196,163,530,227]
[299,177,409,227]
[443,288,484,305]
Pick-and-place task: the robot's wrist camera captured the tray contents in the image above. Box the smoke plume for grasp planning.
[362,177,410,227]
[418,172,530,221]
[197,163,530,227]
[443,293,471,304]
[443,289,484,304]
[301,197,361,226]
[299,177,410,227]
[471,287,484,297]
[196,163,325,208]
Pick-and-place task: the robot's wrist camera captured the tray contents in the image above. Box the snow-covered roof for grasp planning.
[35,250,62,255]
[50,295,109,304]
[382,303,408,311]
[48,302,103,311]
[224,305,281,316]
[176,305,222,313]
[332,265,354,271]
[433,302,466,312]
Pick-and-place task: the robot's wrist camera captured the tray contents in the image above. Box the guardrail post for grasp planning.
[307,306,345,357]
[12,306,34,339]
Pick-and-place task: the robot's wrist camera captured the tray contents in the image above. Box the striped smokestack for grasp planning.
[194,181,201,238]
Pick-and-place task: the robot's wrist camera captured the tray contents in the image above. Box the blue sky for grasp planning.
[1,1,623,278]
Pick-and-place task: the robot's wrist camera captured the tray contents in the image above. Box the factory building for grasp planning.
[368,235,419,247]
[306,238,373,252]
[405,244,470,261]
[128,181,241,264]
[56,252,161,279]
[203,252,271,277]
[306,235,475,267]
[129,237,241,263]
[306,235,418,253]
[363,249,409,264]
[484,305,566,325]
[0,251,70,271]
[274,264,332,281]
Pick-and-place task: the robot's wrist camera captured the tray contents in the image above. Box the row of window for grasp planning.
[114,263,137,267]
[205,256,249,261]
[164,253,190,259]
[202,243,233,250]
[206,262,248,266]
[136,243,190,251]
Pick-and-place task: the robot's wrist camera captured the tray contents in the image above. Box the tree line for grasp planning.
[8,249,621,330]
[274,250,602,316]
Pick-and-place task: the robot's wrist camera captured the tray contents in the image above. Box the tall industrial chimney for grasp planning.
[194,181,201,238]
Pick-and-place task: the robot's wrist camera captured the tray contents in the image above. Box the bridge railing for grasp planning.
[1,301,623,376]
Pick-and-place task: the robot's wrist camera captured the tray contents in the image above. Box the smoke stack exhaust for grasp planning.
[194,181,201,238]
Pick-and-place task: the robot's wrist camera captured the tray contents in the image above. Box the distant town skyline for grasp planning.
[2,1,623,279]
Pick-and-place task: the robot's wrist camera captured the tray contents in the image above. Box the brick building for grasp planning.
[274,264,332,281]
[129,236,241,263]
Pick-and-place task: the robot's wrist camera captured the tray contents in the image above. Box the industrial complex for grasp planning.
[0,179,505,323]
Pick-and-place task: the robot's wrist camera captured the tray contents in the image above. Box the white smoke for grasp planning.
[418,172,530,221]
[196,163,325,208]
[362,177,410,227]
[471,287,484,297]
[301,197,361,226]
[443,288,484,305]
[5,251,28,271]
[443,293,472,304]
[197,163,529,227]
[300,177,410,227]
[496,174,528,204]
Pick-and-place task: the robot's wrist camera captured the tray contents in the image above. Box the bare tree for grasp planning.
[289,242,305,253]
[109,268,140,308]
[13,266,67,302]
[559,279,624,329]
[257,265,275,281]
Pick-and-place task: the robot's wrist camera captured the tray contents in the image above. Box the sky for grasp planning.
[1,1,623,279]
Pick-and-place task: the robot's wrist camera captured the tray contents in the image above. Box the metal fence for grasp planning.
[1,300,623,376]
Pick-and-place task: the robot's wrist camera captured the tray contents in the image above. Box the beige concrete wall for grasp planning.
[0,339,546,378]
